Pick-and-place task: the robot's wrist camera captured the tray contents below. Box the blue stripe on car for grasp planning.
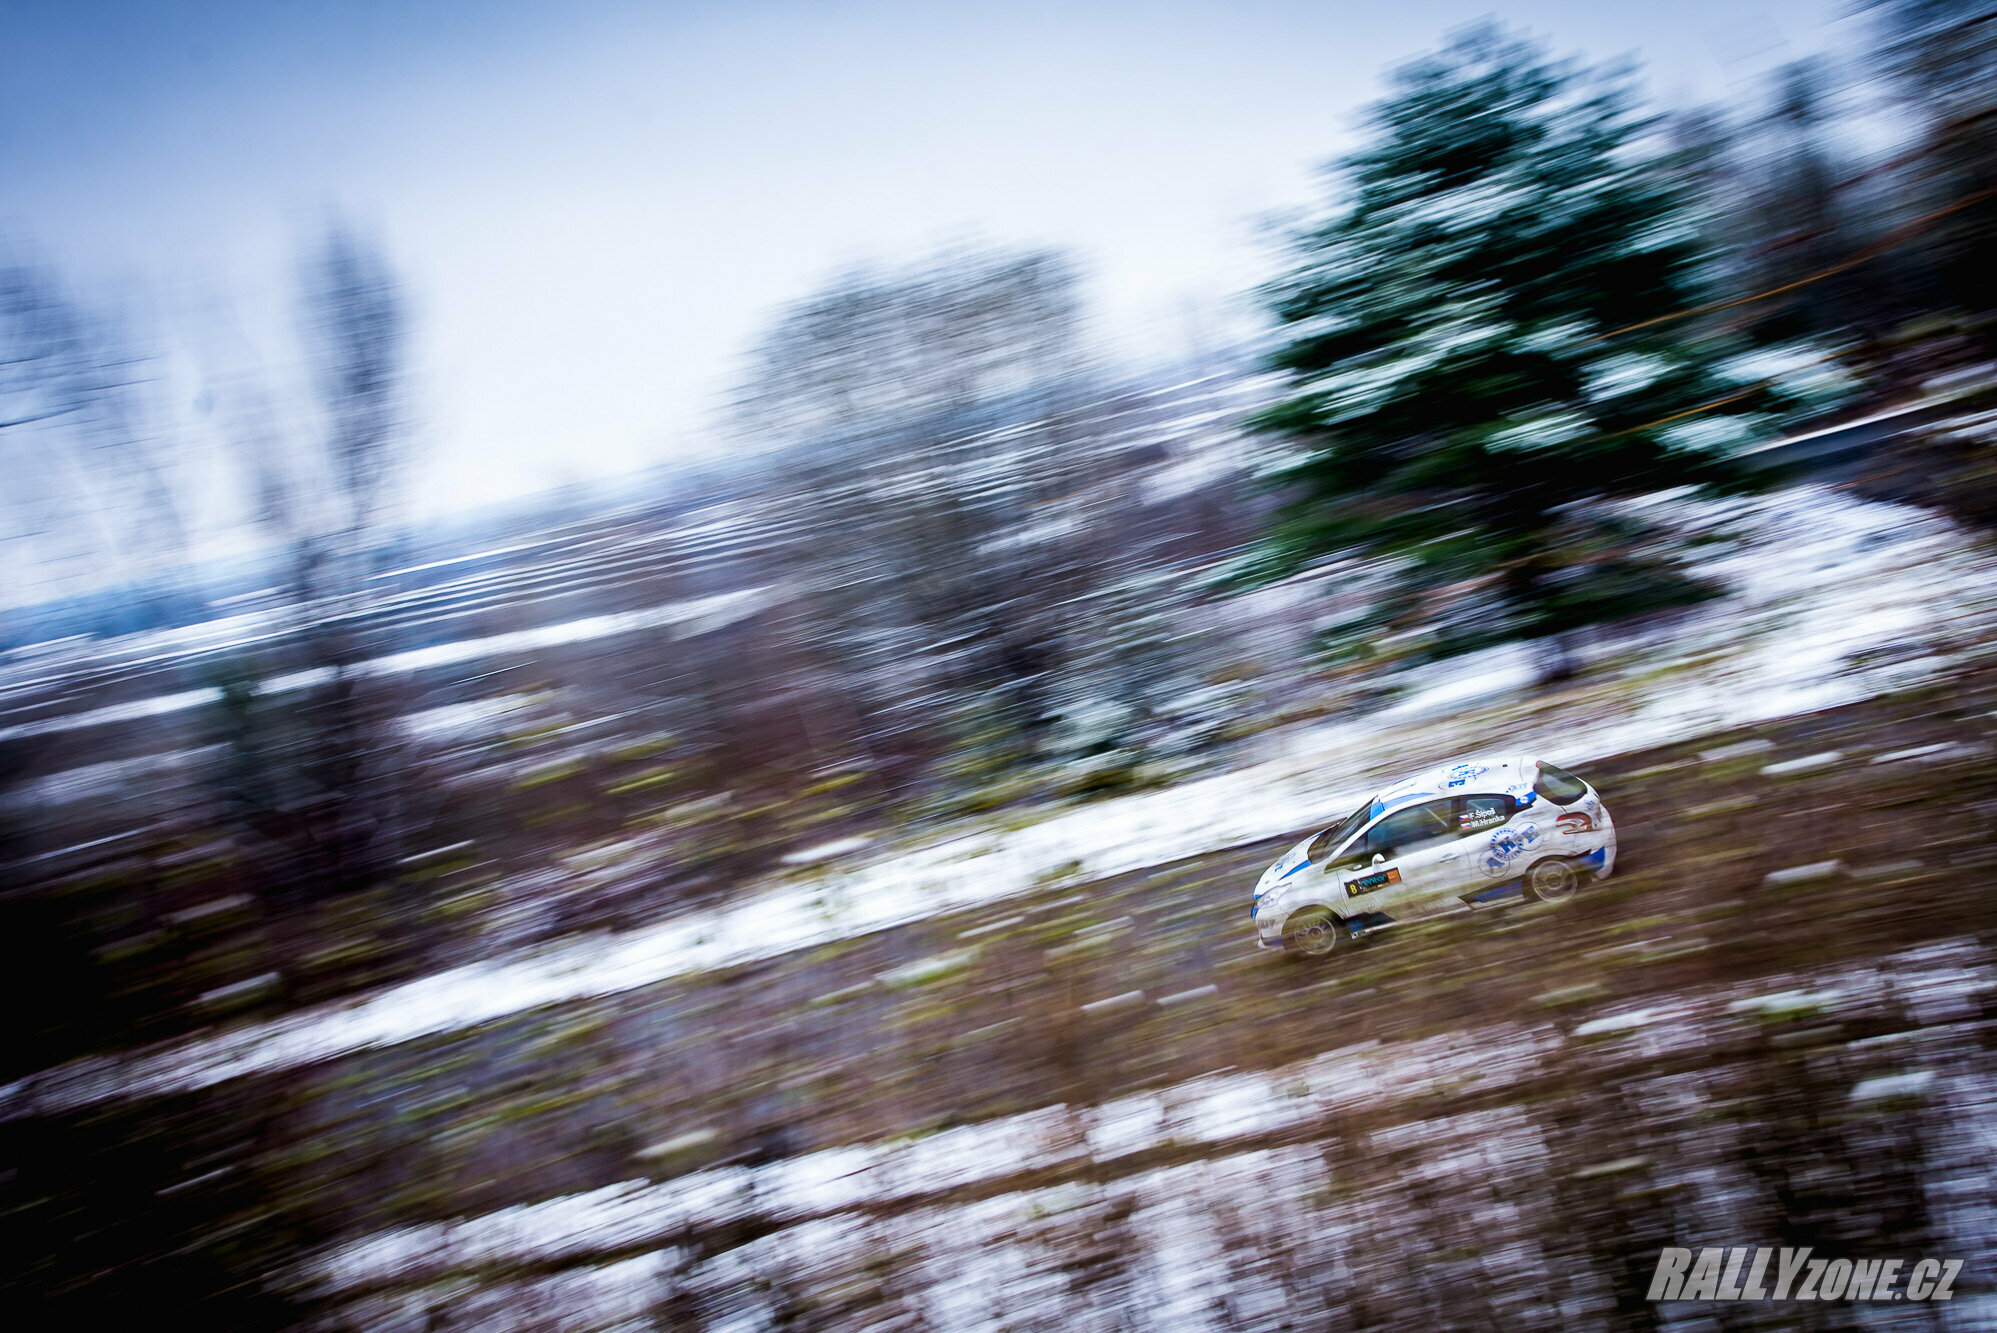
[1466,880,1523,904]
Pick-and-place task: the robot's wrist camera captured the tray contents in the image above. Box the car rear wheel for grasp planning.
[1524,857,1580,903]
[1282,907,1345,957]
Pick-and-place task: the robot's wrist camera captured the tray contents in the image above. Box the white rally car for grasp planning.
[1251,757,1616,957]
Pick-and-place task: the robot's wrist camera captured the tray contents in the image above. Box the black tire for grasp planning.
[1524,857,1580,903]
[1282,906,1345,958]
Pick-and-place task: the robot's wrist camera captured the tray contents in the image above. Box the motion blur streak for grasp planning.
[4,2,1997,1329]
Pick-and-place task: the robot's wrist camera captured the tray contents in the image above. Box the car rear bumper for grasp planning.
[1591,808,1618,877]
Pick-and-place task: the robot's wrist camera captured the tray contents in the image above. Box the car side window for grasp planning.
[1532,761,1588,805]
[1455,794,1514,835]
[1366,801,1456,857]
[1323,835,1374,872]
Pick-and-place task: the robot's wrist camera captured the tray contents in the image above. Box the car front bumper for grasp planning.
[1252,899,1285,949]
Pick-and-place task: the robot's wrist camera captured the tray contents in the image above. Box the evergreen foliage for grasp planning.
[1251,26,1850,668]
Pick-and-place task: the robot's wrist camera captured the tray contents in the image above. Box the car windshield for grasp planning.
[1307,799,1374,862]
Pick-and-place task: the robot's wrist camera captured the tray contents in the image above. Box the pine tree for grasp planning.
[1251,26,1848,676]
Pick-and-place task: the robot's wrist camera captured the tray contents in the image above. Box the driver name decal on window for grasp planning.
[1347,867,1400,896]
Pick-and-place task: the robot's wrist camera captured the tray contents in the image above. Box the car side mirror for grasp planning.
[1371,852,1386,866]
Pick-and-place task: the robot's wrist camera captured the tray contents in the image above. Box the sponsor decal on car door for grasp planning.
[1449,793,1524,906]
[1343,864,1400,896]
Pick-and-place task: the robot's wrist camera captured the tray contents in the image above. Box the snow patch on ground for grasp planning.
[0,588,770,745]
[4,490,1994,1117]
[295,941,1997,1333]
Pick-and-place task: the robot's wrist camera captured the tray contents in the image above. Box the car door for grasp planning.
[1443,793,1520,907]
[1331,800,1461,921]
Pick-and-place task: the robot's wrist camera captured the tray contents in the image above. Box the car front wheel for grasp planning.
[1524,857,1580,903]
[1282,907,1345,957]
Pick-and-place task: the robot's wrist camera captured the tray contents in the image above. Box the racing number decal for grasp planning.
[1346,867,1400,898]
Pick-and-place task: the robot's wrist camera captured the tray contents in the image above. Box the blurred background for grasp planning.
[4,1,1997,1328]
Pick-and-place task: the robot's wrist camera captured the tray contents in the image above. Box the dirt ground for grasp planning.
[9,657,1997,1328]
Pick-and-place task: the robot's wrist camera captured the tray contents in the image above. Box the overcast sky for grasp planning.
[2,0,1859,519]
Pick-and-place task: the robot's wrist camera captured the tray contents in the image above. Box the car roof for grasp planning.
[1363,755,1533,821]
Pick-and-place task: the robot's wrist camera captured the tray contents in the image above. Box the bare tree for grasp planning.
[732,247,1137,785]
[735,247,1083,444]
[0,251,185,604]
[1743,59,1863,342]
[209,220,419,915]
[1866,0,1997,328]
[291,221,411,614]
